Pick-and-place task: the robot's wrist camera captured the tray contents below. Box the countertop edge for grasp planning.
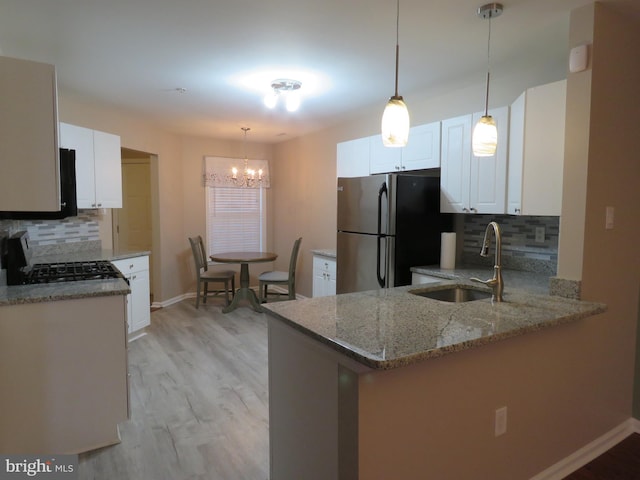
[263,290,607,371]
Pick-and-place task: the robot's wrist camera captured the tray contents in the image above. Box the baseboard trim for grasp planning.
[152,288,307,309]
[530,418,640,480]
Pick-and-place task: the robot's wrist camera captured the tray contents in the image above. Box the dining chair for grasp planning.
[188,236,235,308]
[258,237,302,303]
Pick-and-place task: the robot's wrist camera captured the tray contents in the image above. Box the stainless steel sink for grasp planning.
[409,285,492,303]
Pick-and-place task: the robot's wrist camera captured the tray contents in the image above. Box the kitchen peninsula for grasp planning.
[264,281,605,479]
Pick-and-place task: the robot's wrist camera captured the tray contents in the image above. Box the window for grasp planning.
[205,186,266,258]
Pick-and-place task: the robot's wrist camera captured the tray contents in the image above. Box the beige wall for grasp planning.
[580,2,640,417]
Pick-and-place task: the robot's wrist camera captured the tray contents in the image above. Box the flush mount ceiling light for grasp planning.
[264,78,302,112]
[472,3,503,157]
[381,0,410,148]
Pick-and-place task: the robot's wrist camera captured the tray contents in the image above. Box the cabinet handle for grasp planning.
[470,207,477,213]
[97,203,102,207]
[462,207,469,213]
[129,264,134,269]
[91,203,97,207]
[401,165,406,170]
[515,208,521,214]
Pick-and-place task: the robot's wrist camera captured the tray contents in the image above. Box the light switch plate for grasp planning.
[535,226,545,243]
[605,206,614,229]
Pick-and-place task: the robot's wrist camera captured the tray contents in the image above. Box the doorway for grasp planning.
[113,148,154,299]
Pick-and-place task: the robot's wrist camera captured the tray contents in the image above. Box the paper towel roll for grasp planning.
[440,232,456,270]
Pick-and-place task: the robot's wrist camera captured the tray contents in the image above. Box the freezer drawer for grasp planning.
[337,232,394,294]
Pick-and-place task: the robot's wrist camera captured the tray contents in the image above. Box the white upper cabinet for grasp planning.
[401,122,441,171]
[440,114,472,213]
[508,79,566,216]
[469,106,509,214]
[440,107,508,214]
[337,137,370,178]
[369,122,441,174]
[0,56,60,211]
[60,122,122,208]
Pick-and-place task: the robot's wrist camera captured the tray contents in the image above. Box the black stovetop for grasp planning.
[25,260,125,284]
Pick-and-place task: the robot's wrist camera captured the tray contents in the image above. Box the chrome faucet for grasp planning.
[471,221,504,302]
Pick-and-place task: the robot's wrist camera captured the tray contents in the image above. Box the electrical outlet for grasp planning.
[535,226,545,243]
[605,206,614,230]
[495,406,507,436]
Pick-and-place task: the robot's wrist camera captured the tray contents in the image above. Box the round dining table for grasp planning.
[210,251,278,313]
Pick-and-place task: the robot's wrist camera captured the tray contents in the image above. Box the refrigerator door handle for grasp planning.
[376,182,388,288]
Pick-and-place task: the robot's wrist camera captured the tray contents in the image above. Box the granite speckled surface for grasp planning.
[0,278,130,306]
[263,279,606,370]
[411,265,550,295]
[310,248,336,258]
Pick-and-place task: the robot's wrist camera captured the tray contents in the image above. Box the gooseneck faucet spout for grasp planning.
[470,221,504,302]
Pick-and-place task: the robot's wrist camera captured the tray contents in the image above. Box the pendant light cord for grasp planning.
[394,0,400,97]
[483,12,492,116]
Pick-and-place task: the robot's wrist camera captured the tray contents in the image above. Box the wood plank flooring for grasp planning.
[563,433,640,479]
[78,299,269,480]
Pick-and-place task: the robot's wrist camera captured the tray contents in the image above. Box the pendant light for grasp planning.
[472,3,503,157]
[381,0,409,147]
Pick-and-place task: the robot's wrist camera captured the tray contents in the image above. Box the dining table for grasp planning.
[210,251,278,313]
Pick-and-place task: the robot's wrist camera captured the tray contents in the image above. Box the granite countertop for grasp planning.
[263,279,606,370]
[0,249,147,306]
[311,248,336,258]
[31,248,150,265]
[411,265,551,295]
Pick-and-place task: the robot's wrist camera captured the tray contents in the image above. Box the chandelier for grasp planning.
[231,127,264,187]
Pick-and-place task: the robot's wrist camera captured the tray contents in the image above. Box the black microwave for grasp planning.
[0,148,78,220]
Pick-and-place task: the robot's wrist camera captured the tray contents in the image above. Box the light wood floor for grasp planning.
[78,299,269,480]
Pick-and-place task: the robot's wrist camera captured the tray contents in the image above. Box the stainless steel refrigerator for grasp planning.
[337,173,451,294]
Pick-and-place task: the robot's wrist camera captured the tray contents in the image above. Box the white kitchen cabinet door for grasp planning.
[508,80,566,216]
[59,122,122,208]
[312,255,336,297]
[112,255,150,334]
[440,114,472,213]
[60,122,95,208]
[369,135,402,174]
[0,56,60,211]
[401,122,441,171]
[337,137,370,178]
[94,130,122,208]
[469,106,509,214]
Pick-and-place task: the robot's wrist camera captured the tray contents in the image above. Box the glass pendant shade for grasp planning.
[472,115,497,156]
[381,96,410,147]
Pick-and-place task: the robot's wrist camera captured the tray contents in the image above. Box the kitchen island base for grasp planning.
[268,312,610,480]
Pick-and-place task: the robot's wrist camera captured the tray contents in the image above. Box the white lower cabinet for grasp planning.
[312,255,336,297]
[112,255,150,334]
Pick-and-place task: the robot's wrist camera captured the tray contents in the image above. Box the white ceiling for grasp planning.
[0,0,638,144]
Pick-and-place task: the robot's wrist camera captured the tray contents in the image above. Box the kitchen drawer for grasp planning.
[112,255,148,274]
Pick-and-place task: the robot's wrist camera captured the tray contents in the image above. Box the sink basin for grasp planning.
[409,285,492,303]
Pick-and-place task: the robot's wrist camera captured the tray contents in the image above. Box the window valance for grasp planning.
[203,156,271,189]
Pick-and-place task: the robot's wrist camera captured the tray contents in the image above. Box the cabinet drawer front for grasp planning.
[313,255,335,274]
[112,255,148,274]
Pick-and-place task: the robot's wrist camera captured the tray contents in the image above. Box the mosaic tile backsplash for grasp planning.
[460,214,559,275]
[0,211,100,248]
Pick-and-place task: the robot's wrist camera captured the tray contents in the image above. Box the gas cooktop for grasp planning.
[25,260,125,284]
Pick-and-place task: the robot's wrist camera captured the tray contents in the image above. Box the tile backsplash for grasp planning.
[0,211,101,247]
[460,214,559,275]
